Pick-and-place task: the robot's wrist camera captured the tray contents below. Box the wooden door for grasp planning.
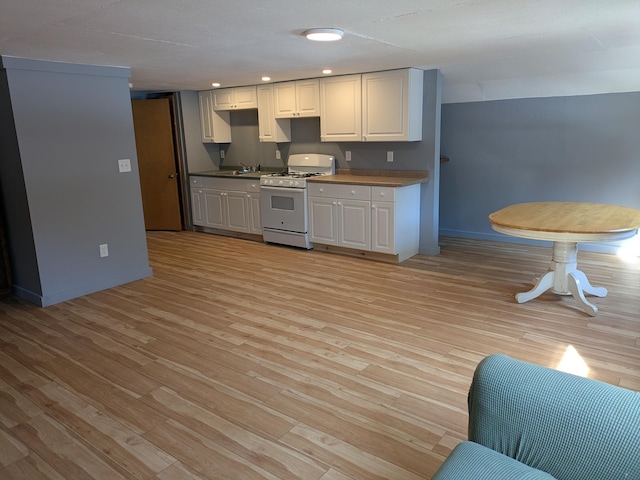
[132,98,182,230]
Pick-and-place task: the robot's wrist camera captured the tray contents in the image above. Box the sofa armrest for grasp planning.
[432,441,556,479]
[468,354,640,480]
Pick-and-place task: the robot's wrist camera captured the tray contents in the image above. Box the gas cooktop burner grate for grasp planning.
[264,172,325,178]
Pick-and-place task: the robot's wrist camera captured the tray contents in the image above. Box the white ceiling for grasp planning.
[2,0,639,102]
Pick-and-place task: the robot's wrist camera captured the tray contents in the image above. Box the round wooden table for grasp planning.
[489,202,640,316]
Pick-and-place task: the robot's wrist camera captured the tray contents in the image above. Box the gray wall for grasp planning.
[0,56,152,306]
[440,92,640,253]
[184,70,443,255]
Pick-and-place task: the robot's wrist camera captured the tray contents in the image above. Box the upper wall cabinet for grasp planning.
[319,74,362,142]
[198,90,232,143]
[361,68,423,142]
[212,86,258,110]
[256,84,292,143]
[274,79,320,118]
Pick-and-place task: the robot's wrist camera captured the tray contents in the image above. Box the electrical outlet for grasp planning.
[387,151,394,162]
[275,149,281,160]
[99,244,109,257]
[118,159,131,173]
[220,149,225,159]
[345,151,351,161]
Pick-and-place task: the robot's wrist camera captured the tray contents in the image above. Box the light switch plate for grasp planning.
[118,159,131,173]
[387,151,394,162]
[345,151,351,161]
[99,244,109,257]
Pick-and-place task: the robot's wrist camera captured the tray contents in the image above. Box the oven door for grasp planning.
[260,186,308,233]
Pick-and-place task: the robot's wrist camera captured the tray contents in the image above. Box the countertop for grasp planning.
[189,170,269,179]
[190,169,429,187]
[307,169,428,187]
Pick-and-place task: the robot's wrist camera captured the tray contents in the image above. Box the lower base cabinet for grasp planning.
[308,182,420,262]
[190,176,261,234]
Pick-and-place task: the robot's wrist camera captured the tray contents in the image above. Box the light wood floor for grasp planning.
[1,232,638,479]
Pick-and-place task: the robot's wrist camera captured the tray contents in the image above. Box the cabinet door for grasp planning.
[274,80,319,118]
[225,191,250,232]
[339,200,371,250]
[233,86,258,109]
[362,68,423,142]
[212,88,235,110]
[320,74,362,142]
[198,90,214,142]
[212,86,257,110]
[203,189,226,228]
[273,82,298,118]
[309,196,338,245]
[198,90,231,143]
[191,188,205,226]
[371,201,395,254]
[296,79,320,117]
[257,85,291,142]
[248,192,262,234]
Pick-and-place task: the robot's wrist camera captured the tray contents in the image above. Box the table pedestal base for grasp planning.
[515,241,607,316]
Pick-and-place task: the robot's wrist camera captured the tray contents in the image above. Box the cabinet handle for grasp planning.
[168,173,177,179]
[319,188,324,193]
[350,190,355,195]
[379,192,385,197]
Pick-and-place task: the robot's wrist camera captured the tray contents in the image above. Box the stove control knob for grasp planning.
[278,180,284,185]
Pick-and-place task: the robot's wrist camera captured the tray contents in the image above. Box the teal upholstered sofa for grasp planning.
[432,354,640,479]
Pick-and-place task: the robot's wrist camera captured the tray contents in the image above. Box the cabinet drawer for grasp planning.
[371,187,395,202]
[190,176,205,188]
[308,183,370,200]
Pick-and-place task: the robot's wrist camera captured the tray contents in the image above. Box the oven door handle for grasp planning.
[260,186,305,191]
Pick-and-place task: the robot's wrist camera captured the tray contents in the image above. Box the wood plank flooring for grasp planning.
[1,232,638,479]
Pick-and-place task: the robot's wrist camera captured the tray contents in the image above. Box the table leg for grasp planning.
[567,272,598,316]
[516,271,554,304]
[515,241,606,316]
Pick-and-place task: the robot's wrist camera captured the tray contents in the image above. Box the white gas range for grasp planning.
[260,154,335,248]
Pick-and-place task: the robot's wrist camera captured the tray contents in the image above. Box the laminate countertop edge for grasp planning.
[308,170,428,187]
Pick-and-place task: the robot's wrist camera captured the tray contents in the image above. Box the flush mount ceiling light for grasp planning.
[304,28,344,41]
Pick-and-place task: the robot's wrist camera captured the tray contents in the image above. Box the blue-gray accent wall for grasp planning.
[439,92,640,254]
[0,56,152,306]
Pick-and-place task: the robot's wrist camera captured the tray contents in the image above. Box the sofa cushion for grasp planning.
[432,441,556,479]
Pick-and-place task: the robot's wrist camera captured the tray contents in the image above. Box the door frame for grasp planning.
[131,91,190,230]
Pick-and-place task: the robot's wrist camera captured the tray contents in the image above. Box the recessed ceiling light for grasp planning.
[322,69,332,75]
[304,28,344,42]
[211,82,221,87]
[261,76,271,82]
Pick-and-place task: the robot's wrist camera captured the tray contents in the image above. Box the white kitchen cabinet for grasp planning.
[361,68,423,142]
[198,90,232,143]
[308,182,421,262]
[274,79,320,118]
[189,176,261,234]
[212,86,258,110]
[248,191,262,234]
[190,177,206,226]
[319,74,362,142]
[203,189,226,228]
[256,84,291,143]
[308,183,371,250]
[372,185,420,261]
